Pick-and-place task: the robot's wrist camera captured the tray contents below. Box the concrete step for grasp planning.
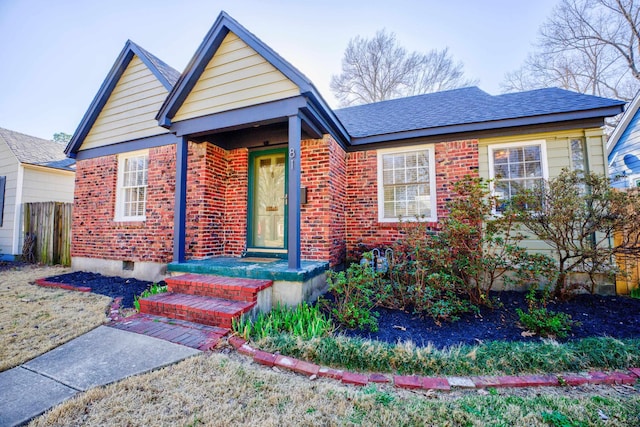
[138,292,256,329]
[166,274,272,302]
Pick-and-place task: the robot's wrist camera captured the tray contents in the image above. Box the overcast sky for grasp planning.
[0,0,559,140]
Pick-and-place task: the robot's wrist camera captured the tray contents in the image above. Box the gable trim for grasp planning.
[156,12,316,127]
[607,91,638,156]
[66,41,175,158]
[74,133,181,160]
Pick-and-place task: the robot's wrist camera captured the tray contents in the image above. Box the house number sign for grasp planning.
[289,147,296,169]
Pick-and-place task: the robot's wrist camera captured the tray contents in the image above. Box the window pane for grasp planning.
[509,148,523,163]
[382,154,394,170]
[509,163,524,179]
[495,163,509,179]
[383,169,394,185]
[493,149,508,164]
[524,146,541,162]
[570,139,585,171]
[406,167,417,183]
[406,152,417,168]
[394,169,405,184]
[393,155,405,169]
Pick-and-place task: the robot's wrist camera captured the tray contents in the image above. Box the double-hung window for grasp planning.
[377,145,437,222]
[115,150,148,221]
[488,141,548,212]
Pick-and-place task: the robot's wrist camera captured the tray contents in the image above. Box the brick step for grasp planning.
[138,292,256,329]
[166,274,272,302]
[109,313,229,351]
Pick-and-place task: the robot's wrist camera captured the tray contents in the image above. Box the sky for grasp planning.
[0,0,560,141]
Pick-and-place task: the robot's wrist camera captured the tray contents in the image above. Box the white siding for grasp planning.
[173,32,300,122]
[80,55,170,150]
[21,166,75,203]
[0,141,19,256]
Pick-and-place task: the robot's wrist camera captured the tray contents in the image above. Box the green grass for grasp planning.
[232,302,333,341]
[256,334,640,376]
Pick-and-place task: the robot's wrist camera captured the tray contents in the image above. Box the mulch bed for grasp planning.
[341,291,640,348]
[39,269,640,348]
[41,271,160,309]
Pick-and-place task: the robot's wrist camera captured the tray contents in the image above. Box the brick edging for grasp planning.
[227,336,640,390]
[34,279,91,292]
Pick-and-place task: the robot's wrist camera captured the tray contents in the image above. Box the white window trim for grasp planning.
[487,139,549,211]
[115,149,149,222]
[376,144,438,223]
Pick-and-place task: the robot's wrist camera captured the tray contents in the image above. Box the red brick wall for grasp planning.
[300,136,347,265]
[185,142,227,258]
[71,145,176,263]
[72,137,477,267]
[345,139,478,257]
[223,148,249,257]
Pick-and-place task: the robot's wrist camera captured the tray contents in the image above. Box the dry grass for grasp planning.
[0,264,112,371]
[30,351,640,427]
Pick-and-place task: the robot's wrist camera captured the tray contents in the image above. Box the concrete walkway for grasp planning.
[0,326,199,427]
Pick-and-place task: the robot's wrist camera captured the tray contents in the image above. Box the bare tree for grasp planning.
[331,30,476,106]
[502,0,640,100]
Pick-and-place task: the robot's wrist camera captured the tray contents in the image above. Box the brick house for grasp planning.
[66,12,623,304]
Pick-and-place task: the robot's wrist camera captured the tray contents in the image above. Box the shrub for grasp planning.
[133,283,167,311]
[513,169,640,296]
[320,254,385,331]
[232,302,333,341]
[516,288,577,338]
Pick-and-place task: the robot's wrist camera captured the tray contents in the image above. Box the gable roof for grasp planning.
[0,127,75,171]
[607,90,638,156]
[65,40,180,157]
[336,87,626,144]
[155,11,348,144]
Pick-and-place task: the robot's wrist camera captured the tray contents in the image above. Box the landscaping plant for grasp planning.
[133,283,168,311]
[232,302,333,341]
[516,287,577,338]
[513,169,640,297]
[320,253,386,331]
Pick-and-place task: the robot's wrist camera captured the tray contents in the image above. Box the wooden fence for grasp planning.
[614,230,640,294]
[23,202,72,266]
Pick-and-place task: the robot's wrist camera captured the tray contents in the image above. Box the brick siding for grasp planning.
[72,137,478,268]
[345,139,479,258]
[71,144,176,263]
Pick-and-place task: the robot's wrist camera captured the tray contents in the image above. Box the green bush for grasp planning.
[133,283,167,311]
[232,302,333,341]
[516,288,577,338]
[320,255,384,331]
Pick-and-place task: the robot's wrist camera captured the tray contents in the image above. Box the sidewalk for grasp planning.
[0,326,199,427]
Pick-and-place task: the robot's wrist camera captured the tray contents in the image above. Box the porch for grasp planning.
[168,257,330,307]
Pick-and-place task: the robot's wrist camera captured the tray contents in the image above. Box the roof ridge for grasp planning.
[335,86,489,112]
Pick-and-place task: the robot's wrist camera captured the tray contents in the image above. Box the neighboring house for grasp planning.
[65,11,624,286]
[608,91,640,189]
[0,127,75,260]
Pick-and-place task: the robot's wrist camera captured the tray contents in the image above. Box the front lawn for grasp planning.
[29,352,640,427]
[0,265,112,371]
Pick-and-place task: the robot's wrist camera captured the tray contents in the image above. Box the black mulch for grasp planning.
[39,269,640,348]
[42,271,162,309]
[340,291,640,348]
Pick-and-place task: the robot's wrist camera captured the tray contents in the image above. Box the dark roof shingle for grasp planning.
[335,87,625,138]
[0,127,75,171]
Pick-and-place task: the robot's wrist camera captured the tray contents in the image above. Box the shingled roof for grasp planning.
[0,127,75,171]
[335,87,625,143]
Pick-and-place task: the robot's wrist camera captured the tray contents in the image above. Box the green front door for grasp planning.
[248,149,287,252]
